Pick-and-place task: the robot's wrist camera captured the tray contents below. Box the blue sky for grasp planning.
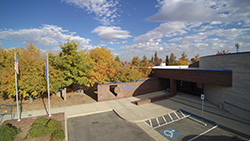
[1,0,250,61]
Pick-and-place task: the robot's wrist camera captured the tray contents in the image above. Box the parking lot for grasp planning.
[67,111,153,141]
[145,109,248,141]
[63,92,250,140]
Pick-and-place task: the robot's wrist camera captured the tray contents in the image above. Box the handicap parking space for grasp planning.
[144,109,248,141]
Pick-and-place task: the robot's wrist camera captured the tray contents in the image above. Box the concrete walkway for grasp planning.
[1,91,250,141]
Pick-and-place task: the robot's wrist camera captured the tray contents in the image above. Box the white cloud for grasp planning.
[134,22,187,42]
[122,21,250,60]
[120,0,250,61]
[210,21,222,25]
[92,26,132,41]
[146,0,215,22]
[0,25,93,50]
[62,0,119,25]
[122,38,164,54]
[109,40,127,45]
[146,0,250,23]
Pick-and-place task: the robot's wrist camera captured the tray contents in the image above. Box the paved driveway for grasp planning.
[67,111,153,141]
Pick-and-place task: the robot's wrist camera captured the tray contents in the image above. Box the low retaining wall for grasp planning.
[97,78,164,102]
[135,92,176,105]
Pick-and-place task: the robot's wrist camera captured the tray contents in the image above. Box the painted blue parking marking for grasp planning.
[160,128,182,140]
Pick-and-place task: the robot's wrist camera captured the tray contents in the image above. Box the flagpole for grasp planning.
[47,53,51,117]
[15,53,21,121]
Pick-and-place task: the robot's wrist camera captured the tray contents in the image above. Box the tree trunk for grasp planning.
[29,95,33,103]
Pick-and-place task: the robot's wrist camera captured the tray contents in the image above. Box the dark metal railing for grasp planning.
[0,103,22,120]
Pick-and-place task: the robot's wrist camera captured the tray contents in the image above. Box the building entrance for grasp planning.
[176,81,202,96]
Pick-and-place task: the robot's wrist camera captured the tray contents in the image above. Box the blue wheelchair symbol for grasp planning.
[160,128,182,140]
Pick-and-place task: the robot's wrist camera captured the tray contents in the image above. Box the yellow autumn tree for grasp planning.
[139,60,153,78]
[177,52,190,65]
[18,43,46,99]
[0,47,19,98]
[132,56,141,66]
[0,43,46,99]
[191,54,200,63]
[0,43,64,101]
[88,47,121,85]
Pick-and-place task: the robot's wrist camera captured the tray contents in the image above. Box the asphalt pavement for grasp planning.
[2,91,250,141]
[67,111,153,141]
[152,113,247,141]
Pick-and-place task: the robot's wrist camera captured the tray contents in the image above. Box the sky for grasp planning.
[1,0,250,61]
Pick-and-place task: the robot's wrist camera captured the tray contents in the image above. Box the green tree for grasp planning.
[48,53,68,93]
[154,51,161,66]
[115,55,121,63]
[169,53,177,65]
[50,40,93,87]
[166,55,169,65]
[142,55,147,62]
[150,55,154,63]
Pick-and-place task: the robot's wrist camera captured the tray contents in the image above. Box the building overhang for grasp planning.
[152,68,232,87]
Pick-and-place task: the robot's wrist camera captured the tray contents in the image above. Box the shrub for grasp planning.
[26,118,64,140]
[50,129,65,141]
[0,124,21,141]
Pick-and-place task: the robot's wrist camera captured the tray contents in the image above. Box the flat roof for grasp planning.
[201,51,250,59]
[153,65,189,69]
[153,68,232,72]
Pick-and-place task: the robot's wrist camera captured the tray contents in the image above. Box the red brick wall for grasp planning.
[97,78,164,101]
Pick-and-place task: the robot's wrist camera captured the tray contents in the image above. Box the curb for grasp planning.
[180,109,216,124]
[66,109,113,119]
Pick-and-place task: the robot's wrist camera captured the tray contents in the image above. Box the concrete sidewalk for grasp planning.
[1,91,250,141]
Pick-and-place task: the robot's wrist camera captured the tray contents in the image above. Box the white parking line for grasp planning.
[153,115,191,129]
[187,116,207,126]
[145,110,191,129]
[156,117,160,126]
[188,125,218,141]
[174,111,180,119]
[149,119,152,127]
[179,110,186,117]
[162,115,167,123]
[168,113,173,121]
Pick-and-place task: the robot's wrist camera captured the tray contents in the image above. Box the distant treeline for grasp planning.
[0,40,153,100]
